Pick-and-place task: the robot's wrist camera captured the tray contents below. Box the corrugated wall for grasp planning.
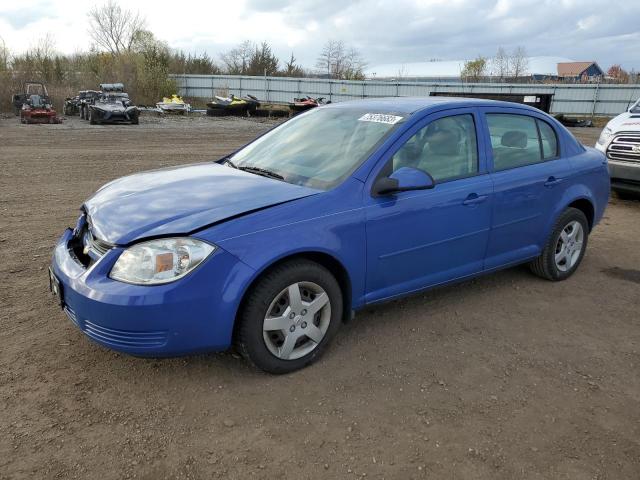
[173,74,640,117]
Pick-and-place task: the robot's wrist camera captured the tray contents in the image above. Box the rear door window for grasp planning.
[487,114,544,171]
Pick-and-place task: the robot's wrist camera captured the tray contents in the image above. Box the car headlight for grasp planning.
[597,127,613,146]
[110,238,215,285]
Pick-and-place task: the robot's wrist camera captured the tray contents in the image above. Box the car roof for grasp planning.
[326,96,539,115]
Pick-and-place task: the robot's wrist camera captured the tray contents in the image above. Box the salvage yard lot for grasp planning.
[0,115,639,479]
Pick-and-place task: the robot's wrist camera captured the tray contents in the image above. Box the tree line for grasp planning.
[0,0,367,111]
[461,46,639,84]
[460,46,530,82]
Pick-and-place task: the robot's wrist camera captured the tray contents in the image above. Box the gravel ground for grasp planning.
[0,115,638,480]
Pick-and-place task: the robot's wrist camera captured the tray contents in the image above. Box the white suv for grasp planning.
[595,99,640,197]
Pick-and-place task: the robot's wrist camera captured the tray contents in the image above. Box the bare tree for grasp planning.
[88,0,146,55]
[0,36,10,71]
[342,47,367,80]
[28,34,57,81]
[509,46,529,79]
[316,40,342,78]
[316,40,367,79]
[221,40,254,75]
[397,64,408,80]
[490,46,509,81]
[607,64,630,84]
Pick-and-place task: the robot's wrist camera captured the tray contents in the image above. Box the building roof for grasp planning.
[557,62,601,77]
[366,56,574,79]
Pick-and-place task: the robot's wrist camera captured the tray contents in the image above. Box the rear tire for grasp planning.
[529,207,589,281]
[235,260,343,374]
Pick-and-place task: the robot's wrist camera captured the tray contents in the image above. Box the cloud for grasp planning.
[1,0,639,71]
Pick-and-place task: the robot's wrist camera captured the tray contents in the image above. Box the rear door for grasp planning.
[364,108,493,303]
[480,108,572,269]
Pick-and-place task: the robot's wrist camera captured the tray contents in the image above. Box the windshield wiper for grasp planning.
[224,158,237,168]
[238,165,285,180]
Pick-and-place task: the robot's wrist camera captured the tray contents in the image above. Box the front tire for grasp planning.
[235,260,343,374]
[529,207,589,281]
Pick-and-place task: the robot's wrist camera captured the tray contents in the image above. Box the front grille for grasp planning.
[607,132,640,163]
[69,215,113,267]
[82,227,111,257]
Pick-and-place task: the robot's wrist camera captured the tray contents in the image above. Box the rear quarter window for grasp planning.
[537,120,558,159]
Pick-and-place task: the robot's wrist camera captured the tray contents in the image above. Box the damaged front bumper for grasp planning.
[49,228,256,356]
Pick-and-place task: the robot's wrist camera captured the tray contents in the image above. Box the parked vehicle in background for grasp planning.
[289,96,330,113]
[63,95,80,116]
[88,93,139,124]
[206,94,260,116]
[78,90,102,120]
[595,98,640,198]
[49,97,609,374]
[12,82,62,124]
[156,94,191,114]
[86,83,138,125]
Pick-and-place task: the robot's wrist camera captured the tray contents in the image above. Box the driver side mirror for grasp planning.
[372,167,435,196]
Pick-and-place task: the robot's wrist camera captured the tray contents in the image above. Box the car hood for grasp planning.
[607,111,640,133]
[84,163,320,245]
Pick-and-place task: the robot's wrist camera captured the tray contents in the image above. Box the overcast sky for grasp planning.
[1,0,639,71]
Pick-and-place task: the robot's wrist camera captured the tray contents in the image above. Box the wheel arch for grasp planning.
[232,250,354,340]
[567,197,595,231]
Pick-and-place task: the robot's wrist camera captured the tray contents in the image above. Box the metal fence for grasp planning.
[172,74,640,117]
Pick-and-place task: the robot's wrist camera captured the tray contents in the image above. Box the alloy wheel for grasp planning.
[262,281,331,360]
[554,220,584,272]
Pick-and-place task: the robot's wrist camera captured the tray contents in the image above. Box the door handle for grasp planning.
[462,193,488,206]
[544,176,564,187]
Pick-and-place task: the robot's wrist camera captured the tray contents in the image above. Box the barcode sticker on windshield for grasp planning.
[358,113,403,124]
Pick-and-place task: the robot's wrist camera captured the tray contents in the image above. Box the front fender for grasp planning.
[194,179,368,310]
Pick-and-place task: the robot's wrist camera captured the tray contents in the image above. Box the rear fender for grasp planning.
[545,184,597,240]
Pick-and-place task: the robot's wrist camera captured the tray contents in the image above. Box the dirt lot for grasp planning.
[1,115,639,480]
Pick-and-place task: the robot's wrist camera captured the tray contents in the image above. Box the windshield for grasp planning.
[100,95,127,104]
[229,107,405,190]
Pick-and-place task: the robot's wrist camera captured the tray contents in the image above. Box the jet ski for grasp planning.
[289,96,330,113]
[156,94,191,114]
[206,94,260,116]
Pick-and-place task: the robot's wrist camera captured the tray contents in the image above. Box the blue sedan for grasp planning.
[49,97,610,373]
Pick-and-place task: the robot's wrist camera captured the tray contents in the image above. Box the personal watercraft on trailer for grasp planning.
[206,94,260,116]
[156,94,191,114]
[289,96,330,113]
